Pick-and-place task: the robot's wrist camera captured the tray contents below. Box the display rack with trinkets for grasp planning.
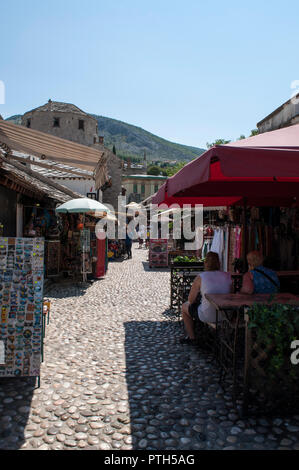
[0,237,44,384]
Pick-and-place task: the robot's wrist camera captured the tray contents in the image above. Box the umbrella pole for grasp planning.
[82,213,86,283]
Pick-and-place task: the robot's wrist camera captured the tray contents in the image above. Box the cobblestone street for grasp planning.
[0,244,299,450]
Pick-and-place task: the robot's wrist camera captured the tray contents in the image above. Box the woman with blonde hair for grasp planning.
[180,251,232,344]
[241,250,280,295]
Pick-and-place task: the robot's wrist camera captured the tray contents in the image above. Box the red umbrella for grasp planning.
[153,144,299,207]
[152,128,299,267]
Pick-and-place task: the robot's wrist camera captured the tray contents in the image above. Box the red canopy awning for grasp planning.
[152,138,299,207]
[152,183,244,207]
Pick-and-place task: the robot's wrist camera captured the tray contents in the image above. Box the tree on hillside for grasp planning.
[166,161,186,177]
[207,129,259,149]
[112,145,116,155]
[147,165,167,176]
[206,138,231,149]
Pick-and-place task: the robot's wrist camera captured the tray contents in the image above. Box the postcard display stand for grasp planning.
[149,239,168,268]
[0,237,44,380]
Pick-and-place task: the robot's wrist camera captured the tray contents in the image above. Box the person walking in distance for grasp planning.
[125,228,133,259]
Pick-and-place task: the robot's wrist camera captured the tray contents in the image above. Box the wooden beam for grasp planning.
[0,173,42,199]
[0,154,80,199]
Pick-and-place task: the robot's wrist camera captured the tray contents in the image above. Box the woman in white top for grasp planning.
[180,251,232,344]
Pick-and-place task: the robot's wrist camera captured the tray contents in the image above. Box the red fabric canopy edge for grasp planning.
[166,145,299,198]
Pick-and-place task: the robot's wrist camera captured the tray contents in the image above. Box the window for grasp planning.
[141,184,145,194]
[86,192,96,200]
[53,117,60,128]
[26,119,31,128]
[78,119,84,130]
[133,183,138,193]
[154,184,159,192]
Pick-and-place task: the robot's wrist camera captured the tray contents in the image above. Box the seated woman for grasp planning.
[241,250,280,294]
[180,251,232,344]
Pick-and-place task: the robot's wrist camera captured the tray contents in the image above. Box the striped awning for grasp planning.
[0,120,105,171]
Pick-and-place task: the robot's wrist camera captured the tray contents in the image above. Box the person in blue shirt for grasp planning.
[241,251,280,294]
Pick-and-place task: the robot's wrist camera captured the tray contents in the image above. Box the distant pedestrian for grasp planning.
[125,230,133,259]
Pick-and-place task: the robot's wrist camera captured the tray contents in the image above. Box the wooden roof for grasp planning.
[0,155,82,203]
[0,120,105,171]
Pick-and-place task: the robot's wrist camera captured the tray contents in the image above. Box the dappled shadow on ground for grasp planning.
[124,320,220,450]
[45,279,94,298]
[0,377,37,449]
[161,308,181,324]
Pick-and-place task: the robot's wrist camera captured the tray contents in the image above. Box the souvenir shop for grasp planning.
[23,205,61,278]
[201,205,299,273]
[107,240,124,260]
[167,208,220,264]
[56,212,108,280]
[23,206,108,280]
[107,212,138,261]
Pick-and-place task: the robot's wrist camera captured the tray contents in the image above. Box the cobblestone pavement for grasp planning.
[0,245,299,450]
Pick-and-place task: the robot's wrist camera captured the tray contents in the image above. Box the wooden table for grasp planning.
[205,292,299,310]
[204,292,299,414]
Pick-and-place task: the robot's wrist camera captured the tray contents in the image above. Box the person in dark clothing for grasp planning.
[125,230,132,259]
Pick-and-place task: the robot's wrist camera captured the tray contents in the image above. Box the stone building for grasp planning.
[22,100,100,147]
[257,93,299,134]
[122,174,167,204]
[21,100,123,208]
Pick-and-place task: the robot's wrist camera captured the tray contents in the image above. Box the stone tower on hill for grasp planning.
[21,100,122,208]
[21,99,101,147]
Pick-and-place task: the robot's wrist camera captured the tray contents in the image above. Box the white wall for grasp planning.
[52,178,102,201]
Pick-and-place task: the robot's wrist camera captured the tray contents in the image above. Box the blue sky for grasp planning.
[1,0,299,149]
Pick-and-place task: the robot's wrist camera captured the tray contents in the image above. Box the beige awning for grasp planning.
[0,120,105,171]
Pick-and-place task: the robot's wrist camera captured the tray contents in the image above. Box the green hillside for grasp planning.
[5,114,206,162]
[92,115,205,162]
[5,115,22,125]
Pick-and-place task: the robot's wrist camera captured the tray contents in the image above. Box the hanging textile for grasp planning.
[211,228,225,269]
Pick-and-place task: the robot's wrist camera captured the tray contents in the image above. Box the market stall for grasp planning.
[152,138,299,413]
[23,205,61,278]
[56,198,110,282]
[149,239,168,268]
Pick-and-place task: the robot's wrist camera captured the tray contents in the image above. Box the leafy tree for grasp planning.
[147,165,167,176]
[207,129,259,149]
[166,161,186,177]
[206,138,231,149]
